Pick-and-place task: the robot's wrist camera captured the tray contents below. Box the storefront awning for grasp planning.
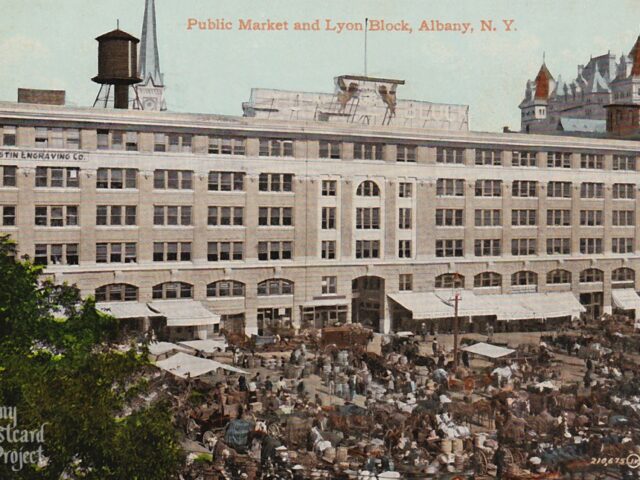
[148,300,221,327]
[612,289,640,311]
[178,338,228,354]
[462,342,515,359]
[96,302,159,319]
[301,298,349,308]
[388,291,585,321]
[148,341,190,357]
[155,352,247,378]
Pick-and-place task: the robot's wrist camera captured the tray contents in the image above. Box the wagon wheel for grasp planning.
[502,447,515,466]
[268,423,281,437]
[474,449,488,475]
[513,449,528,466]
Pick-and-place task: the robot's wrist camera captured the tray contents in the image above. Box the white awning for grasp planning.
[148,341,190,357]
[96,302,158,319]
[389,291,585,321]
[178,338,228,354]
[612,289,640,311]
[155,352,247,378]
[462,342,515,359]
[148,300,221,327]
[302,298,349,308]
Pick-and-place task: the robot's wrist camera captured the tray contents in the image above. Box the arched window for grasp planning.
[356,180,380,197]
[579,268,603,283]
[257,279,294,296]
[511,271,537,286]
[547,269,571,285]
[95,283,138,302]
[612,267,635,284]
[207,280,245,298]
[152,282,193,299]
[435,273,464,289]
[474,272,501,288]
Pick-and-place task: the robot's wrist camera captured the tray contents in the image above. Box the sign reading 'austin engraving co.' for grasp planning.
[0,149,87,161]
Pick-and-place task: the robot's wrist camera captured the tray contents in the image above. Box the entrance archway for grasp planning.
[351,276,385,332]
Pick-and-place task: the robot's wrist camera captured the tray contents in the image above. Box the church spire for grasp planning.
[140,0,163,86]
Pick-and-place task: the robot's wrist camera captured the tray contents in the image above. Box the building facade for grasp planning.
[1,93,640,336]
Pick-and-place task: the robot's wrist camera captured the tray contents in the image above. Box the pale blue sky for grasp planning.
[1,0,639,132]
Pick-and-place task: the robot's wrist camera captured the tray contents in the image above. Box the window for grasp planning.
[97,130,137,151]
[257,241,293,261]
[34,205,78,227]
[474,239,501,256]
[207,206,243,226]
[547,238,571,255]
[435,239,463,257]
[613,210,635,226]
[475,179,502,197]
[512,209,536,226]
[33,243,78,266]
[579,210,603,226]
[437,146,464,164]
[258,207,293,226]
[153,170,193,190]
[208,171,245,191]
[1,166,17,187]
[547,152,571,169]
[321,240,336,259]
[356,180,380,196]
[34,167,79,188]
[580,268,603,283]
[475,209,501,227]
[612,268,635,285]
[435,273,464,289]
[96,168,137,189]
[546,210,571,226]
[436,209,464,226]
[209,136,246,155]
[580,153,603,169]
[259,138,294,157]
[319,140,341,159]
[96,242,137,263]
[436,178,465,196]
[399,274,413,291]
[398,182,412,198]
[613,238,634,253]
[96,205,137,226]
[396,145,416,162]
[613,154,636,171]
[1,125,16,146]
[356,208,380,229]
[95,284,138,302]
[257,279,294,296]
[153,242,191,262]
[511,238,536,255]
[511,271,537,286]
[259,173,294,192]
[547,181,572,198]
[152,282,193,299]
[355,240,380,259]
[1,206,15,226]
[153,133,192,153]
[474,272,501,288]
[354,142,383,160]
[512,151,537,167]
[207,242,243,261]
[321,276,337,294]
[398,240,412,258]
[398,208,412,229]
[613,183,635,199]
[579,238,603,254]
[512,180,537,197]
[34,127,48,148]
[207,280,245,297]
[580,183,604,199]
[321,207,336,229]
[475,149,502,166]
[322,180,337,196]
[547,269,571,284]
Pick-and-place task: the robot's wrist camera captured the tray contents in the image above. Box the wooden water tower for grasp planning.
[92,27,142,109]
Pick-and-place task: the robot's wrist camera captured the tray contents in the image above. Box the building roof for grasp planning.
[95,28,139,43]
[558,117,606,133]
[155,352,247,378]
[534,63,554,100]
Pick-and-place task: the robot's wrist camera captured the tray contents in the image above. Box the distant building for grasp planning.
[135,0,166,111]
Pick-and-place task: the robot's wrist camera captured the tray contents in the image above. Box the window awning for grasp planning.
[96,302,159,319]
[178,338,228,354]
[388,291,585,321]
[155,352,247,378]
[612,289,640,311]
[301,298,349,308]
[462,342,515,359]
[148,341,190,357]
[148,300,221,327]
